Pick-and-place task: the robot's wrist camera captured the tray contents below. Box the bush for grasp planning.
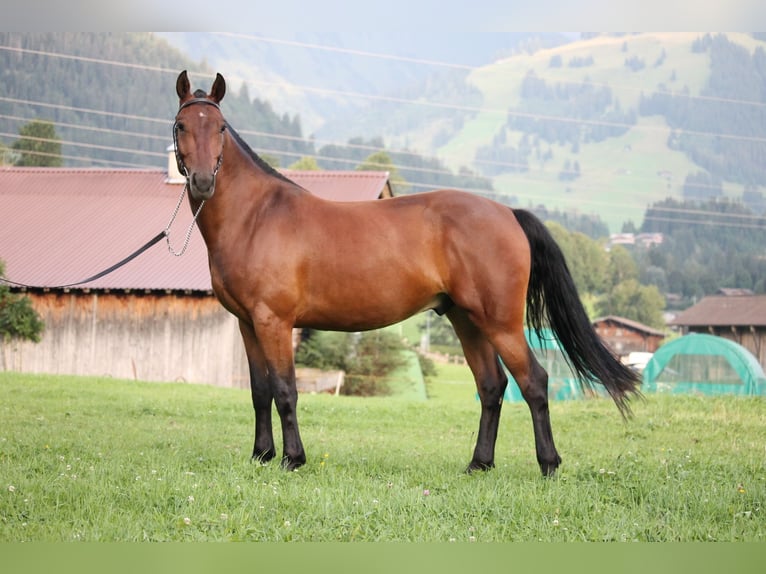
[416,352,437,379]
[295,329,408,396]
[0,261,44,343]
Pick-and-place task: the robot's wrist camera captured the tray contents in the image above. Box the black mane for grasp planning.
[224,121,300,187]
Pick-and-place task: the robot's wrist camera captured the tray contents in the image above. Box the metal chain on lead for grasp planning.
[164,179,205,257]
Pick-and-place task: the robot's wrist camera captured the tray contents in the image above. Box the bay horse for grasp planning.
[173,70,641,476]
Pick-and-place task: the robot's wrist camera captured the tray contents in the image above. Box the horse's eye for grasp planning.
[176,123,185,133]
[219,125,227,134]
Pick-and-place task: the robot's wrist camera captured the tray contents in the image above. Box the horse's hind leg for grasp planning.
[447,308,508,472]
[238,320,276,463]
[489,330,561,476]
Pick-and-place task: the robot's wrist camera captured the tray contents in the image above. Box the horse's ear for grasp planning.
[210,73,226,104]
[176,70,191,101]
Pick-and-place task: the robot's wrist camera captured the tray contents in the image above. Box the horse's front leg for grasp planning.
[254,318,306,471]
[238,320,276,463]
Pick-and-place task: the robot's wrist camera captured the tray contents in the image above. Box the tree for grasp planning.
[0,261,45,344]
[356,151,408,192]
[606,245,639,288]
[418,312,460,352]
[343,330,407,396]
[596,279,665,329]
[0,142,16,166]
[13,120,63,167]
[288,156,321,170]
[546,222,609,294]
[259,153,281,168]
[294,329,407,396]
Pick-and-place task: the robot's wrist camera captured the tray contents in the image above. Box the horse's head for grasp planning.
[174,70,227,201]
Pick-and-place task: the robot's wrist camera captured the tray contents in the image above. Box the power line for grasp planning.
[643,215,766,230]
[0,45,179,75]
[216,31,766,109]
[0,148,157,168]
[5,140,760,227]
[211,32,476,71]
[0,94,739,197]
[0,131,165,159]
[0,122,735,205]
[648,204,766,222]
[1,37,764,224]
[0,95,169,125]
[240,77,766,144]
[0,113,170,143]
[2,43,765,145]
[5,137,762,232]
[2,38,764,195]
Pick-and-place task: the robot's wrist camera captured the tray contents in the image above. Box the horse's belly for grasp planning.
[296,288,443,332]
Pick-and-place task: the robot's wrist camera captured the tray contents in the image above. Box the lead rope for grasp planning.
[164,178,205,257]
[0,183,204,289]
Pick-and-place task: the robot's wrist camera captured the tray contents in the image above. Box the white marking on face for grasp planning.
[199,111,206,117]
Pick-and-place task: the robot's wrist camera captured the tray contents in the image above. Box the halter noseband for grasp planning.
[173,98,224,181]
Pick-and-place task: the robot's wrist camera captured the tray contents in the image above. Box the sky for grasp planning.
[3,1,765,33]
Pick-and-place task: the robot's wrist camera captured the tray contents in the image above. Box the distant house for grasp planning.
[0,159,392,387]
[592,315,666,357]
[669,295,766,370]
[716,288,754,297]
[608,232,664,248]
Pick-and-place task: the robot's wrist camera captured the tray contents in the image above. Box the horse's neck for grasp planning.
[194,139,299,247]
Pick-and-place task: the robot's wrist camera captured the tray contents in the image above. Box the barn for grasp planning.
[0,160,392,388]
[591,315,666,357]
[669,294,766,371]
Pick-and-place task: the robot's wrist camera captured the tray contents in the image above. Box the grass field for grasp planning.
[1,368,764,542]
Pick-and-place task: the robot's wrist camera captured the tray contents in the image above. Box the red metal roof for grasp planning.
[282,170,392,201]
[0,166,390,292]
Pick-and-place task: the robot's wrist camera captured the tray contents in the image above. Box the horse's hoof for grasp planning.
[281,455,306,471]
[465,460,494,474]
[252,448,276,464]
[539,455,562,477]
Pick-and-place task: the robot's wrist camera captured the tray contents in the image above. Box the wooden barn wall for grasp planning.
[593,321,663,355]
[0,292,250,388]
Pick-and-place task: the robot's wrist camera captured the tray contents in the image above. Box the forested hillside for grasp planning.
[0,32,488,192]
[2,32,764,305]
[0,32,311,168]
[638,198,766,301]
[639,34,766,189]
[432,33,766,232]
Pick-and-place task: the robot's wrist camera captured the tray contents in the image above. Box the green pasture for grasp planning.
[1,368,764,542]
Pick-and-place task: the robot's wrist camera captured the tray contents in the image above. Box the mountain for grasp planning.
[3,32,765,234]
[0,32,311,169]
[437,32,766,231]
[156,32,571,136]
[158,32,766,232]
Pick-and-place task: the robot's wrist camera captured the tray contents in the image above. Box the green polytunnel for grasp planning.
[502,329,606,402]
[642,333,766,396]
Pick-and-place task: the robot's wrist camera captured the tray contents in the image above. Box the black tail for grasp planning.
[512,209,642,417]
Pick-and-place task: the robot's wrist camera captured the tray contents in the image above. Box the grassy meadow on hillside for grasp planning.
[1,368,764,542]
[437,32,760,231]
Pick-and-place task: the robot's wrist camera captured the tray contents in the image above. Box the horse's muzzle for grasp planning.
[189,172,216,201]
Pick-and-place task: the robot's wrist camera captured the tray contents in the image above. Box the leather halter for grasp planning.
[172,98,224,180]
